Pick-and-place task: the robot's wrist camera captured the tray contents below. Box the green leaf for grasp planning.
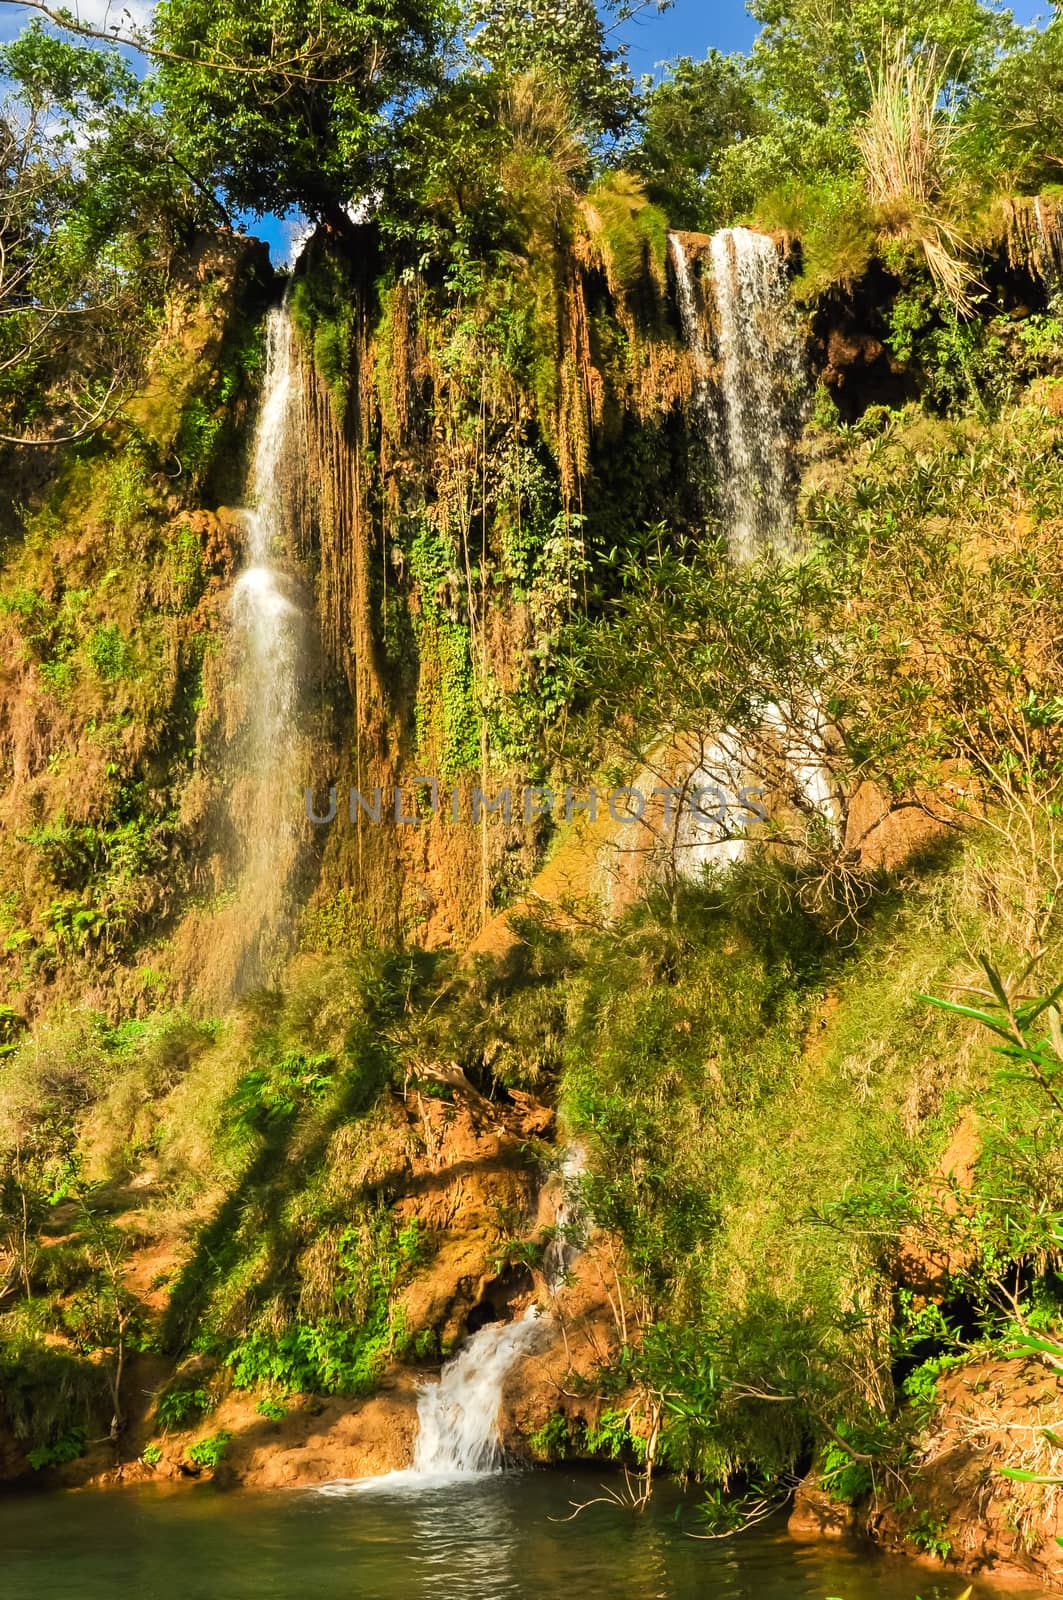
[999,1466,1063,1485]
[998,1337,1063,1363]
[916,993,1015,1041]
[979,954,1010,1012]
[1019,976,1063,1029]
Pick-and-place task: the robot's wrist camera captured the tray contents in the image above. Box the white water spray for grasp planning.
[669,226,805,559]
[347,1150,587,1491]
[228,304,305,982]
[410,1312,548,1478]
[233,307,301,765]
[709,227,805,561]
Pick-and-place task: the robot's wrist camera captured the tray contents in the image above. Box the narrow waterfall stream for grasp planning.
[402,1149,585,1481]
[663,229,834,869]
[708,226,805,561]
[670,233,710,401]
[229,304,305,985]
[669,226,805,561]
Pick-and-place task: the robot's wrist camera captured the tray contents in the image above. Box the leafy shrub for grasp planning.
[818,1431,874,1504]
[228,1318,394,1398]
[186,1431,231,1470]
[907,1508,953,1560]
[155,1383,210,1430]
[528,1411,571,1461]
[27,1428,87,1471]
[582,1408,631,1460]
[228,1051,335,1135]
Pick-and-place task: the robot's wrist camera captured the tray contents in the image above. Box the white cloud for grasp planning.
[1,0,155,46]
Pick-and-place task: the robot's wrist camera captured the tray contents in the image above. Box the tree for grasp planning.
[960,14,1063,192]
[63,1208,137,1442]
[152,0,456,224]
[0,26,205,444]
[466,0,652,144]
[748,0,1014,127]
[631,52,762,230]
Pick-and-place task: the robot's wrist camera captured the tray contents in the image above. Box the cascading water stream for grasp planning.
[708,226,805,562]
[541,1143,587,1293]
[406,1150,586,1480]
[663,229,837,868]
[347,1152,585,1490]
[670,226,805,561]
[228,304,305,984]
[410,1313,549,1478]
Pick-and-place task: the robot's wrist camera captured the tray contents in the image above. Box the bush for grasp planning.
[155,1383,210,1430]
[186,1431,231,1470]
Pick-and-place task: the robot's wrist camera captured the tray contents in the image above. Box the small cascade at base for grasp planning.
[411,1312,548,1478]
[345,1148,586,1492]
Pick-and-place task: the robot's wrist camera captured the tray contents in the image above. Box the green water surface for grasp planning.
[0,1474,1041,1600]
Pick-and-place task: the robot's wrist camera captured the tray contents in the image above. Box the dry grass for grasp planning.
[997,193,1063,285]
[857,40,979,314]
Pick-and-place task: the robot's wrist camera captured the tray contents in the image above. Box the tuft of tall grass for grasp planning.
[856,40,979,314]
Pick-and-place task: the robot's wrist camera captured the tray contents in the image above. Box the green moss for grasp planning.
[290,248,361,419]
[408,522,481,777]
[161,522,206,611]
[87,623,129,682]
[753,174,875,301]
[103,441,153,536]
[589,171,669,295]
[175,395,224,483]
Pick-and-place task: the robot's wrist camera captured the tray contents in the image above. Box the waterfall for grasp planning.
[228,304,305,984]
[664,231,836,874]
[347,1151,587,1491]
[670,227,805,562]
[708,227,805,561]
[541,1144,586,1294]
[394,1150,584,1482]
[411,1312,548,1478]
[670,234,710,397]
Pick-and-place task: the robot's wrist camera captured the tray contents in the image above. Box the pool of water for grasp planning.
[0,1472,1030,1600]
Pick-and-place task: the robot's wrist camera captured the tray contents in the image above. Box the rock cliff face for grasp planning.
[10,1082,618,1492]
[4,201,1063,1600]
[789,1356,1063,1592]
[870,1357,1063,1590]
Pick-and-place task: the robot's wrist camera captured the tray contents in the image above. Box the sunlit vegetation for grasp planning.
[0,0,1061,1580]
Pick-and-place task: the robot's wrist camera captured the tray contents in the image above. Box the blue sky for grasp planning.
[616,0,758,71]
[616,0,1048,74]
